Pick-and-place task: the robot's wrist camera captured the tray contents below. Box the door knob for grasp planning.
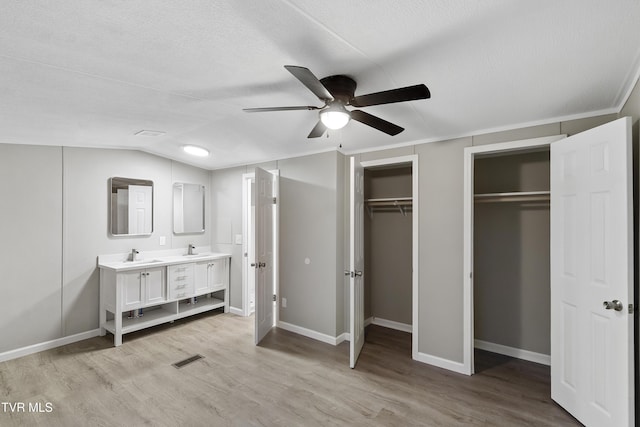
[603,300,623,311]
[250,263,257,268]
[258,262,266,268]
[355,271,363,277]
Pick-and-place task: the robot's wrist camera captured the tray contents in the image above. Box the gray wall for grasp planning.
[278,152,340,336]
[210,152,345,337]
[473,151,550,355]
[0,145,63,353]
[364,167,412,325]
[0,144,210,353]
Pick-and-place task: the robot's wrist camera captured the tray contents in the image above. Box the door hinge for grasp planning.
[272,197,277,204]
[629,304,635,314]
[273,294,277,302]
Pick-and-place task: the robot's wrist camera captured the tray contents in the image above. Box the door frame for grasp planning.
[241,170,279,323]
[358,154,419,360]
[462,135,565,375]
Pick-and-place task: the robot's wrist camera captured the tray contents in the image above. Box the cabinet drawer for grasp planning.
[168,263,194,299]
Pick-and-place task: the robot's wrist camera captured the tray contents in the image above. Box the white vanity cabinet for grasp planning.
[99,252,231,347]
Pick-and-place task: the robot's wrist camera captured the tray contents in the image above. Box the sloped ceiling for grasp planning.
[1,1,639,169]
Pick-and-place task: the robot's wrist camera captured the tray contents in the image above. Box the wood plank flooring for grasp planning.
[0,311,580,426]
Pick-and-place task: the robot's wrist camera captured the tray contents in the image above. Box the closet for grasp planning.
[473,148,551,364]
[363,165,412,335]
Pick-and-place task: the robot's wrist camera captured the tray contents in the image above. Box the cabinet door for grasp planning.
[121,270,143,310]
[145,267,166,305]
[209,260,225,291]
[194,261,210,294]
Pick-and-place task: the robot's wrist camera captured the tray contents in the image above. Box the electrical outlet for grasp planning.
[281,297,287,308]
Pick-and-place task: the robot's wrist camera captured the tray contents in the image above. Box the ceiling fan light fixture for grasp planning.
[320,104,350,130]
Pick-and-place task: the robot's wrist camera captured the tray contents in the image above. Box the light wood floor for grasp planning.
[0,311,580,426]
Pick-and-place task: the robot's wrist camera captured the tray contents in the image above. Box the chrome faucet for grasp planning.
[130,249,139,261]
[188,244,197,255]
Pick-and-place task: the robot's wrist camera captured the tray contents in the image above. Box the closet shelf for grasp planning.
[366,197,413,217]
[474,191,550,203]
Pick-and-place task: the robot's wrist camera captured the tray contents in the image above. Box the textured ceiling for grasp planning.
[1,0,639,169]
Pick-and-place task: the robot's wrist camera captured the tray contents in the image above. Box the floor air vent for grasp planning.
[172,354,204,369]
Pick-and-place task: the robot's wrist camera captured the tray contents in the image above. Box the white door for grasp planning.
[550,117,633,427]
[128,184,152,234]
[254,167,275,345]
[349,157,365,368]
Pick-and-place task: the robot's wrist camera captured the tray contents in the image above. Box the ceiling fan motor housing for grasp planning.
[319,75,357,104]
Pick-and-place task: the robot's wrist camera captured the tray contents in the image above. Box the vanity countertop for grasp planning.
[98,249,231,272]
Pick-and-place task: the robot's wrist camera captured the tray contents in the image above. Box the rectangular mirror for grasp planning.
[109,177,154,236]
[173,183,205,234]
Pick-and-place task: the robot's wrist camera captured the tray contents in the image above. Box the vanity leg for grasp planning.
[99,306,106,337]
[114,311,122,347]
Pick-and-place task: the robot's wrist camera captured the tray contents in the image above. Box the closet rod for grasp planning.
[365,197,412,217]
[365,197,412,205]
[474,191,550,203]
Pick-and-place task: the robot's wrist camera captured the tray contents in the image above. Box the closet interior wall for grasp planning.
[364,166,412,327]
[473,150,551,357]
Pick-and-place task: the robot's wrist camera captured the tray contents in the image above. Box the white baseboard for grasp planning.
[277,321,343,346]
[474,339,550,366]
[335,332,349,345]
[413,351,469,375]
[0,329,101,363]
[342,317,411,342]
[229,306,244,316]
[371,317,412,333]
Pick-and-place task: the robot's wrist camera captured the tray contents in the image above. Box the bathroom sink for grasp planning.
[182,253,212,258]
[124,259,163,265]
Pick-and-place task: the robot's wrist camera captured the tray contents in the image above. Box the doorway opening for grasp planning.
[350,154,419,368]
[463,135,563,374]
[363,165,413,351]
[472,147,551,371]
[242,170,279,325]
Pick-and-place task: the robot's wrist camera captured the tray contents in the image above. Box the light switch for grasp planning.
[159,236,166,246]
[235,234,243,245]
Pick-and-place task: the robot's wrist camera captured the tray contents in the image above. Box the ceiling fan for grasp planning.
[243,65,431,138]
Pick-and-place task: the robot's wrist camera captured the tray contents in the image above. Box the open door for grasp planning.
[551,117,634,426]
[349,157,365,368]
[254,167,275,345]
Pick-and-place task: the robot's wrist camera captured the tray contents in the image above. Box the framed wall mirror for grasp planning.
[109,177,154,236]
[173,183,205,234]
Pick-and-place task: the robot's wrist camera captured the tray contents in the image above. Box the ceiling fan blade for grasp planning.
[350,110,404,136]
[307,120,327,138]
[350,84,430,107]
[243,106,321,113]
[284,65,334,101]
